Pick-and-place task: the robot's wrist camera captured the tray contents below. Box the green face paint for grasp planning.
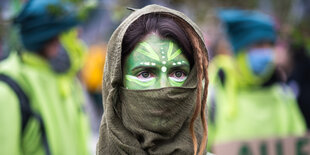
[123,33,191,90]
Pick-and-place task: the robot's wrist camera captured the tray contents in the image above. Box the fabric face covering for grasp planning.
[119,82,198,154]
[104,65,201,154]
[121,33,198,153]
[123,34,190,89]
[247,47,274,76]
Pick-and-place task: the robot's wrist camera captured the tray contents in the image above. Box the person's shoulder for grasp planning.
[0,81,19,107]
[0,58,27,106]
[0,53,23,76]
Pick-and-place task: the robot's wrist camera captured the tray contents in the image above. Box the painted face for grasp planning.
[123,33,190,90]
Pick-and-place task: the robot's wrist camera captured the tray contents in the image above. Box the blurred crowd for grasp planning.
[0,0,309,154]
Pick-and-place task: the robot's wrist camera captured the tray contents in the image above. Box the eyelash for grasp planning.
[136,71,155,81]
[169,71,187,81]
[136,70,187,80]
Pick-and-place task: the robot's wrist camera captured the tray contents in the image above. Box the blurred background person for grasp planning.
[0,0,92,154]
[207,9,306,150]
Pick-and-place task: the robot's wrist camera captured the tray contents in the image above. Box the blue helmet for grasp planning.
[14,0,79,52]
[217,9,276,53]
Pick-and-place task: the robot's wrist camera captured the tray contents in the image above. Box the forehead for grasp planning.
[128,34,187,62]
[141,34,170,47]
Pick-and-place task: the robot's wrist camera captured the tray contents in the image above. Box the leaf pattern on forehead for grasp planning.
[167,41,174,60]
[137,42,160,61]
[167,41,183,61]
[168,49,182,61]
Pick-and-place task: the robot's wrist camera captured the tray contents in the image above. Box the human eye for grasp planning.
[169,70,187,82]
[136,71,155,82]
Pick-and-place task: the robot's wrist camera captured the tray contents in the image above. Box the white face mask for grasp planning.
[247,48,274,76]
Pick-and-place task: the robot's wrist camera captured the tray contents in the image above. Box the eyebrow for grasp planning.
[131,65,157,72]
[170,64,190,70]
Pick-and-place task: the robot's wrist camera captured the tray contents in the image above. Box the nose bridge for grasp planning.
[159,71,169,88]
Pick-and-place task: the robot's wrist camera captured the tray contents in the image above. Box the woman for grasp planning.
[97,5,209,155]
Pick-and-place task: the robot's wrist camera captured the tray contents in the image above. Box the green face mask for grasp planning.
[123,33,191,90]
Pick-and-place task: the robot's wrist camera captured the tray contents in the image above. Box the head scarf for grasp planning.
[97,4,209,154]
[217,9,276,53]
[14,0,79,52]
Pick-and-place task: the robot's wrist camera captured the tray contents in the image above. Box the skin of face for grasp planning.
[123,33,191,90]
[41,37,60,59]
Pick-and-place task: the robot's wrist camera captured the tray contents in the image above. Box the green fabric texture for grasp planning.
[207,55,306,150]
[97,4,209,155]
[0,30,89,155]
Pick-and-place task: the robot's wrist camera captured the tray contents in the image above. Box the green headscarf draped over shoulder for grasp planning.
[97,4,209,155]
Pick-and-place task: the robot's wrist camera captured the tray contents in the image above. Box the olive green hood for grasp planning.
[97,4,209,154]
